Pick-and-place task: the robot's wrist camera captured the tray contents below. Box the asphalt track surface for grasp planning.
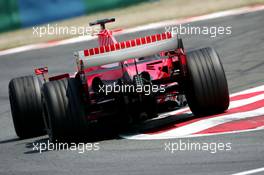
[0,10,264,175]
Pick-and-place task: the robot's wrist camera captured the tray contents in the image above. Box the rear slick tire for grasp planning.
[185,47,230,116]
[42,78,89,142]
[8,75,45,139]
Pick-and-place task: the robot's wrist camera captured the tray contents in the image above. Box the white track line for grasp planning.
[0,35,95,56]
[231,167,264,175]
[1,4,264,56]
[123,5,264,33]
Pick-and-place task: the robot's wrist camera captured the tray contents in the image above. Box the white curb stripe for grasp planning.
[121,85,264,140]
[123,107,264,140]
[230,85,264,97]
[179,125,264,138]
[229,93,264,109]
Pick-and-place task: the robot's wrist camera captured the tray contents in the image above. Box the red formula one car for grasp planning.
[8,18,229,141]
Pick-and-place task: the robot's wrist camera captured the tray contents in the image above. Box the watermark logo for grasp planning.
[32,140,100,153]
[165,24,232,38]
[98,83,165,95]
[32,24,100,37]
[164,140,232,154]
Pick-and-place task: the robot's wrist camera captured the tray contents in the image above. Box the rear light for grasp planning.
[34,67,48,75]
[34,67,49,82]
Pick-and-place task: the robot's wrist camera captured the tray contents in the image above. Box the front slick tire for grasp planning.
[42,78,89,142]
[185,47,230,116]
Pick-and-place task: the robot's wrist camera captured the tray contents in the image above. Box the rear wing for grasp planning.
[75,32,177,69]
